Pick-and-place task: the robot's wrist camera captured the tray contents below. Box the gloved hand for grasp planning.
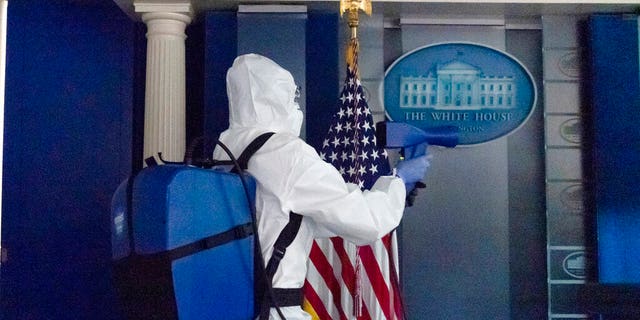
[395,154,430,193]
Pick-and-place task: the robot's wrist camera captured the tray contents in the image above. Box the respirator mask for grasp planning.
[286,86,303,136]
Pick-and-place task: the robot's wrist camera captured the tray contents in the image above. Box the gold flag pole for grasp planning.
[339,1,372,318]
[340,0,371,75]
[340,0,372,40]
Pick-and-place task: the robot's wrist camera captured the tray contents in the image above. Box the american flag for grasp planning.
[317,68,388,191]
[302,39,404,320]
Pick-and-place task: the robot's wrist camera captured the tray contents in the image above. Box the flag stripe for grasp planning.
[358,260,384,320]
[303,280,332,320]
[309,242,349,320]
[359,245,393,320]
[330,237,356,293]
[382,234,403,319]
[307,249,339,319]
[330,237,375,320]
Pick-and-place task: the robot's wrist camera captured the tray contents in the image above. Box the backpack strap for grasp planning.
[234,132,305,320]
[235,132,276,171]
[259,211,303,320]
[235,132,303,280]
[265,212,303,279]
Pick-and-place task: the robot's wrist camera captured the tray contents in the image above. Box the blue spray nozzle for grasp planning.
[375,121,459,150]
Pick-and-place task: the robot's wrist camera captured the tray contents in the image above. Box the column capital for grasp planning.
[134,1,193,17]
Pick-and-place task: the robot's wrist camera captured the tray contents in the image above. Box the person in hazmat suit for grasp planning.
[213,54,429,320]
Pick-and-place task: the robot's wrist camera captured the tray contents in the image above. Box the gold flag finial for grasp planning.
[340,0,372,39]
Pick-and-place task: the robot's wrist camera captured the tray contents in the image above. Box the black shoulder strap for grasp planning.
[259,211,303,320]
[234,131,303,279]
[233,132,304,320]
[265,212,303,279]
[236,132,276,171]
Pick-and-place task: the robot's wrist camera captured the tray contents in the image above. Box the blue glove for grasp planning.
[395,154,430,192]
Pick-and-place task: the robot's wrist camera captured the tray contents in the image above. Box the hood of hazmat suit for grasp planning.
[213,54,405,320]
[226,54,303,136]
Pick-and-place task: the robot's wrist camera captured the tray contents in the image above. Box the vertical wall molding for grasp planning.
[135,2,192,162]
[0,0,7,257]
[542,15,595,320]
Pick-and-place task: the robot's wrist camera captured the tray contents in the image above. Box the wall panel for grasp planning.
[399,23,510,320]
[1,1,138,319]
[542,15,597,320]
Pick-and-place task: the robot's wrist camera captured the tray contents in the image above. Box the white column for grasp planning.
[0,0,8,263]
[135,2,192,163]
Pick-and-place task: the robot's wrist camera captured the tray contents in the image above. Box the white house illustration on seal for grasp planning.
[399,59,516,110]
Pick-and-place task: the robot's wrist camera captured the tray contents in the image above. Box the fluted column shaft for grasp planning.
[136,6,191,163]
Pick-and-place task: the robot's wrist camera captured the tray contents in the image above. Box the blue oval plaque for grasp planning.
[383,42,537,146]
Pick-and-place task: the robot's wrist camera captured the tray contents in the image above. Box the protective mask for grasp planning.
[288,107,303,137]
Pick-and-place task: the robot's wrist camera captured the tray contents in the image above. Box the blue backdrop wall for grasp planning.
[589,14,640,284]
[1,1,142,319]
[1,4,338,319]
[198,11,338,149]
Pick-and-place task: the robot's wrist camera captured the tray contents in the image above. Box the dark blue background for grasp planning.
[1,1,141,319]
[1,3,338,319]
[590,15,640,284]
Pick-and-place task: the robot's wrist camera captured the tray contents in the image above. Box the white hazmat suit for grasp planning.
[213,54,406,320]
